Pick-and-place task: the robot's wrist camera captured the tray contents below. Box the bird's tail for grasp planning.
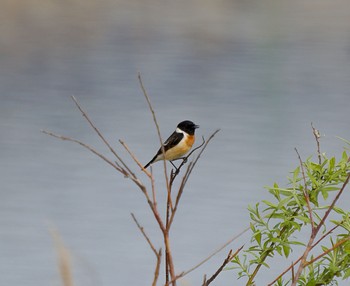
[143,154,158,169]
[143,161,152,169]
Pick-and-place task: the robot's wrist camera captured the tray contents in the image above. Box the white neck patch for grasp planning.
[176,127,187,135]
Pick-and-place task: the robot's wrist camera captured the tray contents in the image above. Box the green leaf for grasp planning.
[282,244,291,258]
[328,157,336,172]
[332,206,346,215]
[343,267,350,279]
[343,241,350,255]
[293,166,300,182]
[254,231,262,246]
[295,215,310,223]
[277,197,294,209]
[262,200,277,209]
[321,188,329,200]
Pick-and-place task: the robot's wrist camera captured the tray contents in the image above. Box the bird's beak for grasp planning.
[195,124,200,129]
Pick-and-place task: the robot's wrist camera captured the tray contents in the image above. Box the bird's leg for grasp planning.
[169,161,180,181]
[170,160,178,170]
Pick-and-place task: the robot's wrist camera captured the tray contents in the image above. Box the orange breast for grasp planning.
[164,135,195,161]
[186,135,195,147]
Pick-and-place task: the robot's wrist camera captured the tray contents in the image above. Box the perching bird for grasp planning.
[143,120,199,169]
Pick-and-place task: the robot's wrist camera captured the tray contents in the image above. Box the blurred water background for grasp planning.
[1,0,350,285]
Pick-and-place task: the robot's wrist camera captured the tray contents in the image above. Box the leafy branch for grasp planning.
[230,125,350,286]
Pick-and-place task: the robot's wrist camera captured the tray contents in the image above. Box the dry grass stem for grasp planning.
[51,229,74,286]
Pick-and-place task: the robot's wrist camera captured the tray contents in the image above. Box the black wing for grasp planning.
[143,131,184,169]
[153,131,184,157]
[161,131,184,153]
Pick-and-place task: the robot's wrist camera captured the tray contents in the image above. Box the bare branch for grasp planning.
[70,96,135,177]
[304,236,350,267]
[44,83,222,286]
[41,130,125,174]
[130,213,162,286]
[150,167,157,205]
[137,73,170,190]
[169,136,206,186]
[119,139,152,178]
[179,129,220,192]
[203,246,243,286]
[138,73,177,284]
[153,249,162,286]
[170,225,250,283]
[168,130,220,228]
[131,213,158,256]
[316,172,350,234]
[291,261,295,284]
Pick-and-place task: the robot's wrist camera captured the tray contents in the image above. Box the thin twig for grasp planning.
[292,173,350,285]
[71,96,135,177]
[131,213,158,256]
[131,213,162,286]
[170,225,250,283]
[169,136,205,186]
[268,221,344,285]
[304,236,350,267]
[268,255,302,286]
[247,206,300,285]
[295,148,315,231]
[119,139,152,178]
[312,222,342,249]
[137,73,173,207]
[203,246,243,286]
[311,123,322,165]
[315,172,350,234]
[137,73,170,188]
[41,130,124,174]
[41,130,149,192]
[150,167,157,205]
[170,163,192,219]
[168,130,220,229]
[138,73,176,285]
[153,249,162,286]
[179,130,220,193]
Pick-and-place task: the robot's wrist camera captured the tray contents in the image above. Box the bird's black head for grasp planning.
[177,120,199,135]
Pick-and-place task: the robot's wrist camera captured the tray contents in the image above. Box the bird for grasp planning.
[143,120,199,169]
